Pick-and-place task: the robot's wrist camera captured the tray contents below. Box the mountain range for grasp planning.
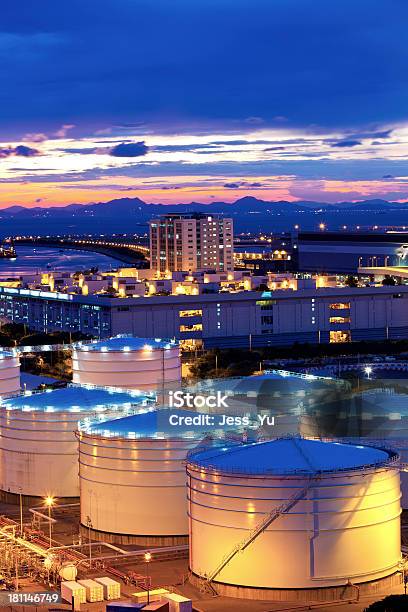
[1,197,408,236]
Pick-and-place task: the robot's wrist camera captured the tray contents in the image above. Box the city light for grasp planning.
[44,496,55,508]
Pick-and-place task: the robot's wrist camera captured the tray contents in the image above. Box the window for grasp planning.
[261,315,273,326]
[330,330,351,343]
[179,309,202,317]
[330,302,350,310]
[180,323,203,332]
[256,300,276,310]
[329,316,351,324]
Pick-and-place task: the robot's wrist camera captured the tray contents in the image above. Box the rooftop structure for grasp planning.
[297,230,408,273]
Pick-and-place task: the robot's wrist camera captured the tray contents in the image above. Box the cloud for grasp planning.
[23,132,48,143]
[224,182,241,189]
[53,124,75,139]
[331,139,362,148]
[244,117,264,125]
[109,141,148,157]
[264,146,286,151]
[0,145,41,158]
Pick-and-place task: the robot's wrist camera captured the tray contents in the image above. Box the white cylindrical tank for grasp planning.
[0,350,20,397]
[72,336,181,393]
[187,437,401,598]
[190,371,347,438]
[78,409,218,545]
[0,386,150,499]
[301,389,408,508]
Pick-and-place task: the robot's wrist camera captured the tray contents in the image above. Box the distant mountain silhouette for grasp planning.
[1,196,408,236]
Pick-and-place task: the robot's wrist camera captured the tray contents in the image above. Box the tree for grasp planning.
[382,275,396,286]
[345,275,358,288]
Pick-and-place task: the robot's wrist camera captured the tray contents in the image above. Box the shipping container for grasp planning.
[162,593,192,612]
[94,576,121,600]
[132,588,169,604]
[78,578,104,602]
[61,581,86,604]
[106,603,145,611]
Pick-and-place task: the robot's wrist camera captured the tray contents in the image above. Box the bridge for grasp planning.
[12,236,149,266]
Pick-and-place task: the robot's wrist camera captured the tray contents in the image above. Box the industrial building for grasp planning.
[1,283,408,349]
[187,437,402,600]
[0,386,151,501]
[72,335,181,392]
[297,231,408,273]
[77,409,224,546]
[149,213,234,273]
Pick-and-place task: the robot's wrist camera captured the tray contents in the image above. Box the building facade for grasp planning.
[1,285,408,349]
[149,213,233,273]
[297,231,408,273]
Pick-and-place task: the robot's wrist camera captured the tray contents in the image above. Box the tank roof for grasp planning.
[1,386,149,413]
[187,437,396,475]
[191,371,338,396]
[75,335,178,352]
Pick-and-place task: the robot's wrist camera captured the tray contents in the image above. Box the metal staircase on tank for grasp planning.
[206,476,315,585]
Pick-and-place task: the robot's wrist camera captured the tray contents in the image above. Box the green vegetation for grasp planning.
[0,323,92,379]
[189,339,408,379]
[364,595,408,611]
[345,274,358,288]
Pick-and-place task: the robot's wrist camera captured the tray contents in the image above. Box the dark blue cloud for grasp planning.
[0,144,41,158]
[61,141,149,156]
[1,0,408,136]
[331,140,362,148]
[109,142,148,157]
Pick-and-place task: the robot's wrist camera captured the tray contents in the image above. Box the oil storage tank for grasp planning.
[77,409,231,546]
[301,387,408,508]
[0,386,151,502]
[187,437,402,601]
[189,371,347,438]
[0,350,20,397]
[72,335,181,393]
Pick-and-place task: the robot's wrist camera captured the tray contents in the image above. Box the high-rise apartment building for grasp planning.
[149,213,234,273]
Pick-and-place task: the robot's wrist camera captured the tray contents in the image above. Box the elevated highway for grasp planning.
[13,236,149,266]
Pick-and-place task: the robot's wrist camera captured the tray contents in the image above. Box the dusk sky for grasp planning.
[1,0,408,208]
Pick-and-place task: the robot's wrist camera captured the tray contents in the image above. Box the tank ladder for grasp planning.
[206,476,314,584]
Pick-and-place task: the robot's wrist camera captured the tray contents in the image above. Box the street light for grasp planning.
[44,496,55,549]
[144,552,152,604]
[364,366,372,379]
[18,487,23,536]
[85,516,93,565]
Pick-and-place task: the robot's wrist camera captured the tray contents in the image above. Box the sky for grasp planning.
[1,0,408,208]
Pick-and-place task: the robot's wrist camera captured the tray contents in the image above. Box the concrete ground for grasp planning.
[0,499,405,612]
